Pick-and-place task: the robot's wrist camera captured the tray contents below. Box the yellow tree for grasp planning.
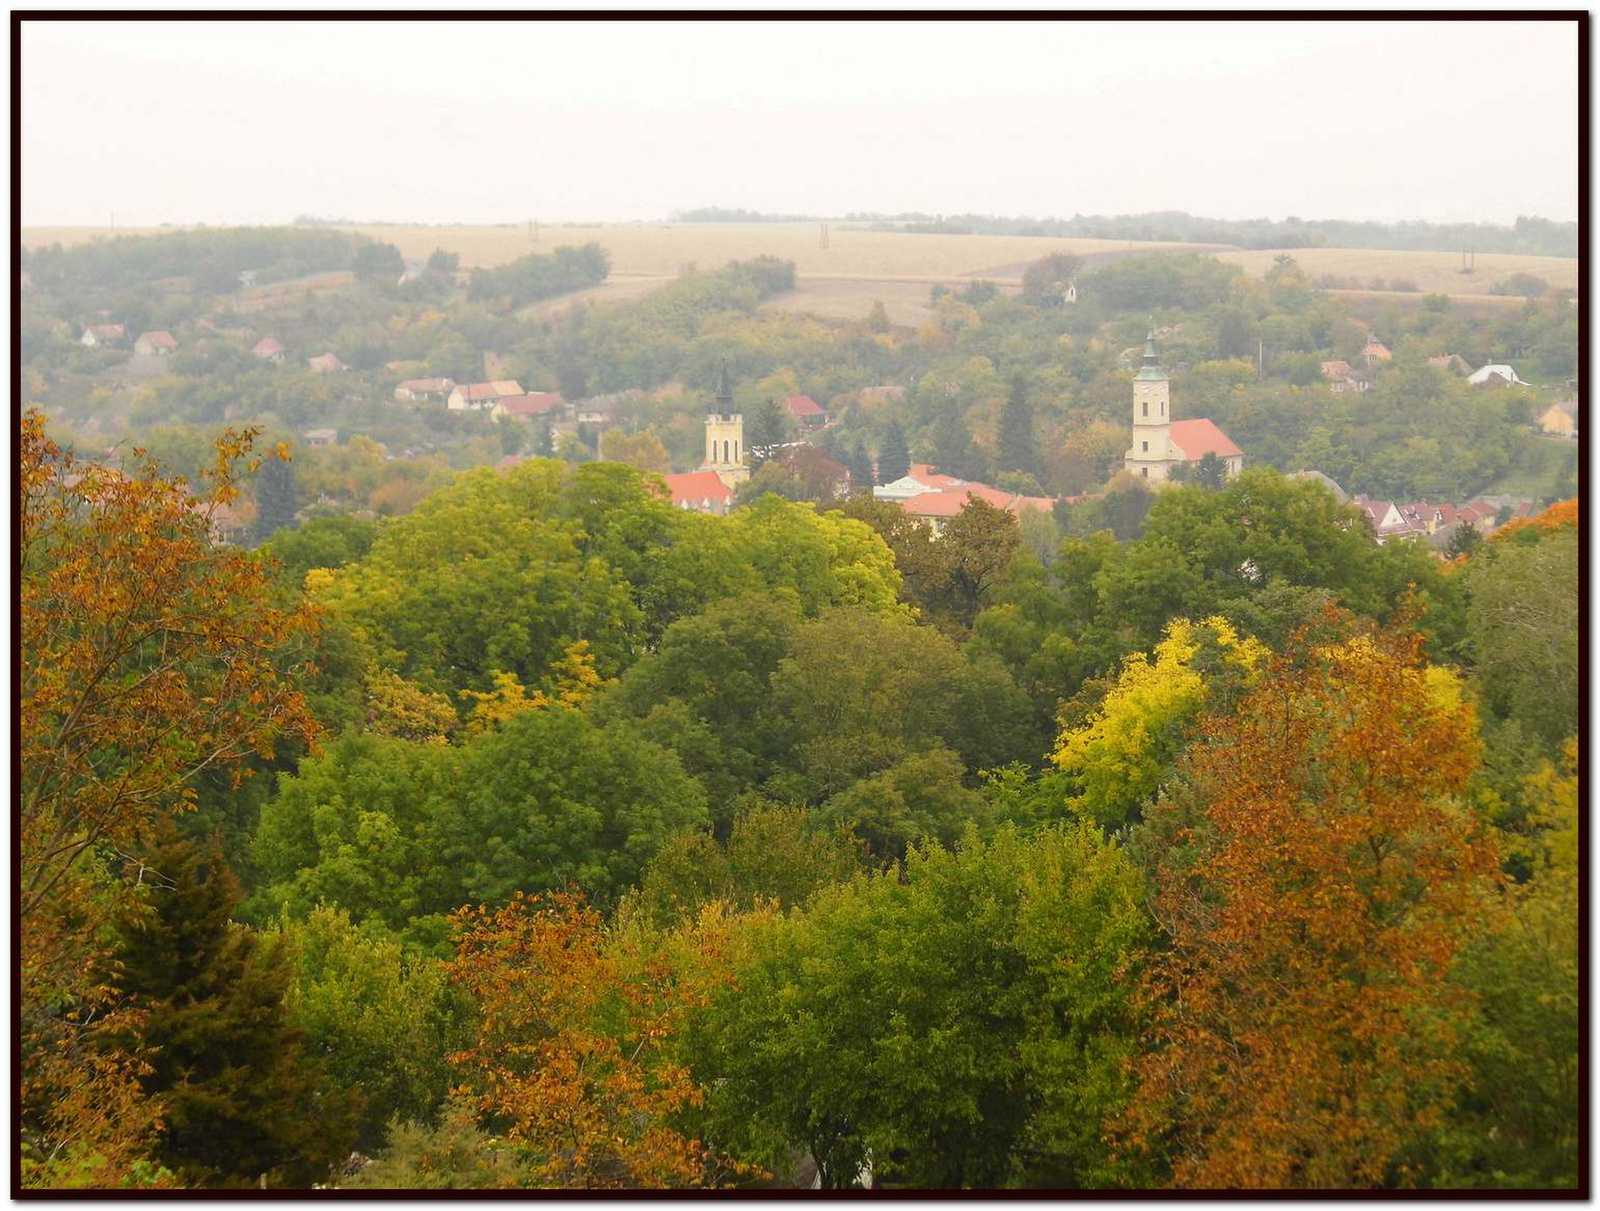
[20,411,320,1186]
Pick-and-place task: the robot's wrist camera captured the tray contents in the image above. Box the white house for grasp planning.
[1468,364,1531,388]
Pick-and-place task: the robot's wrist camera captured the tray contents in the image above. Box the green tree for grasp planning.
[877,420,911,484]
[846,441,875,491]
[100,822,360,1187]
[816,747,987,861]
[996,373,1037,476]
[351,241,405,283]
[1020,251,1084,308]
[251,454,298,544]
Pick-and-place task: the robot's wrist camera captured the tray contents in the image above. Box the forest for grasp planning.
[17,221,1580,1191]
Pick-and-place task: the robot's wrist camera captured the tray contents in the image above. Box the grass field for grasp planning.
[23,222,1577,325]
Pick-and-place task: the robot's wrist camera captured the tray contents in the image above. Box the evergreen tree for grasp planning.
[846,441,875,492]
[878,421,911,484]
[997,373,1037,476]
[1194,451,1229,491]
[250,456,298,546]
[744,397,790,463]
[1444,521,1483,559]
[100,821,360,1187]
[535,415,555,458]
[930,406,985,482]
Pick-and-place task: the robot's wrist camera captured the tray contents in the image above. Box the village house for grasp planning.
[783,394,829,429]
[1361,337,1393,368]
[1123,332,1243,482]
[1539,400,1579,438]
[393,377,456,402]
[252,337,286,363]
[308,353,347,373]
[1320,360,1370,394]
[303,428,338,448]
[491,392,566,422]
[80,324,126,347]
[1468,363,1531,388]
[874,464,1057,536]
[659,470,736,515]
[448,380,524,411]
[134,330,178,356]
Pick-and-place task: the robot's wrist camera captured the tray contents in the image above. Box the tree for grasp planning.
[689,825,1150,1188]
[446,892,753,1188]
[743,397,791,461]
[845,441,875,492]
[1121,622,1501,1188]
[1192,451,1227,490]
[816,747,986,861]
[251,452,299,544]
[1020,251,1084,308]
[866,300,892,333]
[601,428,671,474]
[351,241,406,284]
[996,373,1037,476]
[1442,520,1482,559]
[877,420,911,484]
[99,822,361,1186]
[20,413,319,1187]
[425,247,460,277]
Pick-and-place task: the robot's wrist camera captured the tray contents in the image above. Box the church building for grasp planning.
[1124,331,1243,482]
[701,360,749,490]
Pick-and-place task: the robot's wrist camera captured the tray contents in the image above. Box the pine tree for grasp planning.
[997,373,1036,476]
[745,397,790,462]
[250,456,297,546]
[535,415,554,458]
[930,406,985,481]
[878,421,911,484]
[100,821,360,1187]
[847,441,875,492]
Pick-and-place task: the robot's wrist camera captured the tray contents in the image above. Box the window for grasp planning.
[1142,440,1148,451]
[723,439,730,463]
[1142,401,1148,417]
[733,441,739,462]
[1141,468,1149,478]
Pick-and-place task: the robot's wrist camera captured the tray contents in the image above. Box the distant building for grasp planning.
[1362,337,1392,367]
[252,337,286,362]
[660,470,736,515]
[393,377,456,402]
[134,330,178,356]
[1469,363,1531,388]
[492,392,566,422]
[303,428,338,448]
[1123,331,1243,482]
[448,380,524,411]
[874,464,1055,537]
[308,353,347,373]
[701,362,749,489]
[783,394,828,429]
[80,324,126,347]
[1321,360,1370,393]
[1539,400,1579,438]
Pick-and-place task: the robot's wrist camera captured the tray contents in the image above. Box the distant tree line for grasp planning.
[466,243,611,310]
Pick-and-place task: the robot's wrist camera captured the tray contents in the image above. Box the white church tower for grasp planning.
[702,360,749,489]
[1124,330,1177,482]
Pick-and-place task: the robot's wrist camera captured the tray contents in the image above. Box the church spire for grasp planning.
[1135,328,1167,381]
[713,359,734,414]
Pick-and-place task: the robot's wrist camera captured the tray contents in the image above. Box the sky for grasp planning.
[21,18,1579,228]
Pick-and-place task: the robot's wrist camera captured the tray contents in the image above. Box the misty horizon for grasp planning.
[22,18,1577,231]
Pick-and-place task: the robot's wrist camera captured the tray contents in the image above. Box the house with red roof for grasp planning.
[1124,332,1244,482]
[874,464,1055,535]
[252,337,286,362]
[659,470,736,515]
[491,392,565,422]
[134,330,178,356]
[783,394,828,429]
[307,353,347,373]
[1321,359,1370,394]
[448,380,524,411]
[80,324,126,348]
[394,377,456,402]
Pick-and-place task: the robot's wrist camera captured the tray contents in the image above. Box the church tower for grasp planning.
[1124,330,1176,482]
[703,360,749,489]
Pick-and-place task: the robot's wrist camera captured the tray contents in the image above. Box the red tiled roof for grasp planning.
[899,484,1055,520]
[660,470,734,509]
[906,464,964,488]
[253,337,284,355]
[396,377,454,393]
[1169,418,1242,460]
[784,394,826,418]
[454,380,524,401]
[497,392,565,417]
[137,330,177,348]
[87,324,125,340]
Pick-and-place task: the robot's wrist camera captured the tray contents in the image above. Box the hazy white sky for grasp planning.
[22,18,1579,227]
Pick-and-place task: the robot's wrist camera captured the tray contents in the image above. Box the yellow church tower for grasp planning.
[702,360,749,490]
[1124,330,1177,482]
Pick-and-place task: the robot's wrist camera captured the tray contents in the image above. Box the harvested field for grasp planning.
[1216,247,1576,296]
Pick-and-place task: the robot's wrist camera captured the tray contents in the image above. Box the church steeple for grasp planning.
[1135,329,1167,381]
[713,359,734,415]
[703,360,748,489]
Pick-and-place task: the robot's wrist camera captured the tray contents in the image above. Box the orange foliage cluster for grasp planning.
[1122,621,1500,1189]
[20,411,322,1185]
[1490,497,1578,545]
[445,892,756,1189]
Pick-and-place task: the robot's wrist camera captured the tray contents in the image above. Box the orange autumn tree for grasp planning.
[445,891,757,1189]
[1121,617,1500,1189]
[20,411,321,1186]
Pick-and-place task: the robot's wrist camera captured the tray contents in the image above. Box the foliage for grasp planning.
[340,1096,537,1189]
[467,243,610,310]
[1121,623,1500,1188]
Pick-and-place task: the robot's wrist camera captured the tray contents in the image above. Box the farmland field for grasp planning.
[23,222,1577,325]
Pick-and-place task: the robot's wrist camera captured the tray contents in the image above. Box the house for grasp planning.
[1428,353,1474,376]
[491,392,565,422]
[252,337,286,362]
[1351,497,1418,544]
[783,394,828,429]
[80,324,126,347]
[1362,338,1392,366]
[574,400,615,427]
[303,428,338,448]
[1539,400,1579,438]
[1321,360,1370,394]
[659,470,736,516]
[134,330,178,356]
[1123,333,1243,482]
[1468,364,1531,388]
[447,380,524,411]
[393,377,456,402]
[874,465,1054,536]
[308,353,346,373]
